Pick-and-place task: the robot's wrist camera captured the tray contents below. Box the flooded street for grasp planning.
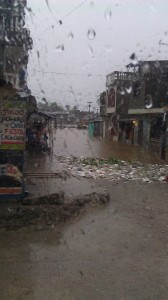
[25,127,167,198]
[26,127,163,176]
[1,127,168,299]
[53,127,162,164]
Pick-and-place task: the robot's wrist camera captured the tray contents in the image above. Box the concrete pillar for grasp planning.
[143,117,150,150]
[103,121,106,138]
[133,121,139,144]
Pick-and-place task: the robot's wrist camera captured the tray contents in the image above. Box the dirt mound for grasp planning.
[0,192,110,229]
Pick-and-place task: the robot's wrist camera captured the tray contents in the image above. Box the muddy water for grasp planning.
[25,127,163,197]
[52,128,162,164]
[0,181,168,300]
[26,128,162,175]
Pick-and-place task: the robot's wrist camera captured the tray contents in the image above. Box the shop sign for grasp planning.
[0,164,22,180]
[0,99,26,150]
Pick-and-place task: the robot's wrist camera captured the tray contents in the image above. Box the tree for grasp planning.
[65,104,71,111]
[72,105,78,111]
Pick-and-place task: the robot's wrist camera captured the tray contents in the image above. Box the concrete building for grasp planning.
[103,61,168,158]
[127,61,168,157]
[0,0,33,170]
[0,0,32,88]
[105,71,134,142]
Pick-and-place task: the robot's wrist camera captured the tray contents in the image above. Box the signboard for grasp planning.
[0,98,26,150]
[0,164,22,182]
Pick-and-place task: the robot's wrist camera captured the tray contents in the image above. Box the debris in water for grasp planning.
[56,156,168,184]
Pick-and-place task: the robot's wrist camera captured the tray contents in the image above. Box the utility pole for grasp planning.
[87,101,92,120]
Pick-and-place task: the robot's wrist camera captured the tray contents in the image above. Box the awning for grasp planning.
[118,118,136,122]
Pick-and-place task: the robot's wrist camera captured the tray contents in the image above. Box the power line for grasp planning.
[62,0,87,20]
[29,69,104,77]
[34,0,88,38]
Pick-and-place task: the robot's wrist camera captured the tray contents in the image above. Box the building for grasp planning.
[127,61,168,157]
[105,71,134,142]
[0,0,32,88]
[0,0,33,172]
[102,61,168,158]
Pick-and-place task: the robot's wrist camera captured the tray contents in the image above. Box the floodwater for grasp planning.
[53,127,162,164]
[0,180,168,300]
[25,127,163,197]
[26,127,163,175]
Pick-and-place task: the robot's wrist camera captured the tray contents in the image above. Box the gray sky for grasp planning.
[26,0,168,110]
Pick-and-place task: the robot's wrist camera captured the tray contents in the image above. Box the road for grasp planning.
[0,128,168,300]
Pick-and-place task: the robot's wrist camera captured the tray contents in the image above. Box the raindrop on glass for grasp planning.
[125,86,132,94]
[130,53,135,60]
[104,8,112,21]
[5,34,10,42]
[56,45,64,52]
[42,97,48,105]
[87,29,96,40]
[88,45,94,56]
[142,63,150,73]
[68,32,74,40]
[130,53,138,65]
[37,50,40,58]
[119,89,125,95]
[145,95,153,109]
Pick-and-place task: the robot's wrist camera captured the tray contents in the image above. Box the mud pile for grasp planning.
[0,192,110,229]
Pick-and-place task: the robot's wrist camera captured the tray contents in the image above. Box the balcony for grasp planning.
[106,71,133,86]
[0,28,33,49]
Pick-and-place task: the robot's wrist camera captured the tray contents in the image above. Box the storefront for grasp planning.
[26,112,51,153]
[0,89,27,172]
[118,118,140,145]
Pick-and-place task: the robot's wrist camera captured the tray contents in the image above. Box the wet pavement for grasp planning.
[1,127,168,299]
[0,181,168,300]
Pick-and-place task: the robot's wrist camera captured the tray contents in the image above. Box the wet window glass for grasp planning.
[0,1,168,299]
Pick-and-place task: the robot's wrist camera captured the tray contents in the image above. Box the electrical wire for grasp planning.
[34,0,88,38]
[62,0,87,20]
[29,69,104,77]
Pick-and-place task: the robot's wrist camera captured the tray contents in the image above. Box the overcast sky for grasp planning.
[26,0,168,110]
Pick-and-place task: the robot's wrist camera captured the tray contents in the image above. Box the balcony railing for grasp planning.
[0,28,32,49]
[106,71,133,86]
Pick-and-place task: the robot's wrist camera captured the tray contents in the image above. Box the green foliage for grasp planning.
[80,157,120,166]
[107,157,120,164]
[81,158,99,166]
